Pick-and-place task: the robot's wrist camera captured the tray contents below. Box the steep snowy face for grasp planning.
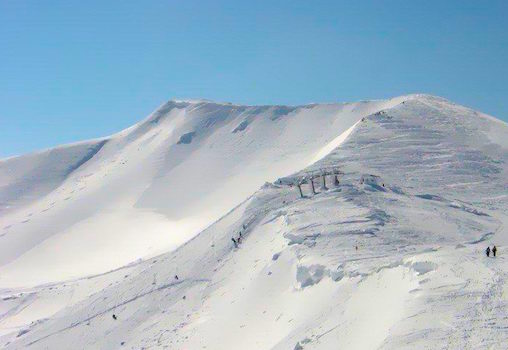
[314,95,508,208]
[0,97,407,287]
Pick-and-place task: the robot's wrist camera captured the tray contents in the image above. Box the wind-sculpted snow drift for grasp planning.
[0,95,507,349]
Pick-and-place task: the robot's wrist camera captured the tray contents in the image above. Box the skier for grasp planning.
[231,237,238,248]
[112,314,117,320]
[238,232,243,243]
[492,246,497,257]
[175,275,179,280]
[486,246,491,257]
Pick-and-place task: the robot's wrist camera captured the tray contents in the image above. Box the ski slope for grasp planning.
[1,95,507,349]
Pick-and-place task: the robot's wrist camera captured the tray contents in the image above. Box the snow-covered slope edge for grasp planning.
[1,95,507,349]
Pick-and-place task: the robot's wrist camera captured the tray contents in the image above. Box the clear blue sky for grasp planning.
[1,0,507,157]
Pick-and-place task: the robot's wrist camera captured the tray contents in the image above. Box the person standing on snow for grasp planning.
[492,246,497,257]
[486,246,491,257]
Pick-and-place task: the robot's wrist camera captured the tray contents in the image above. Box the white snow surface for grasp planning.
[0,94,507,349]
[0,97,406,287]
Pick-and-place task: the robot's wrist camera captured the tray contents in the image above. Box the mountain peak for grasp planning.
[1,94,507,349]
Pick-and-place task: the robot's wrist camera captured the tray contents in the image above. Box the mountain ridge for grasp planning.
[1,94,507,349]
[1,94,412,287]
[2,94,505,164]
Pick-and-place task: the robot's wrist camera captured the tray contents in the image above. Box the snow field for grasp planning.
[0,94,507,349]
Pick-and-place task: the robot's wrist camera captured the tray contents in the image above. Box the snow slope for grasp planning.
[0,97,406,287]
[1,95,507,349]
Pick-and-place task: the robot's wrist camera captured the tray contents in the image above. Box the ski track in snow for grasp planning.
[0,94,507,349]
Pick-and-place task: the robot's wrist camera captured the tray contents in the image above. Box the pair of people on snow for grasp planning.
[232,231,243,248]
[486,246,497,257]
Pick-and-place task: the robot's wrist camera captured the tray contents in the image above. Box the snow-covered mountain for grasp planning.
[0,95,507,349]
[0,97,407,287]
